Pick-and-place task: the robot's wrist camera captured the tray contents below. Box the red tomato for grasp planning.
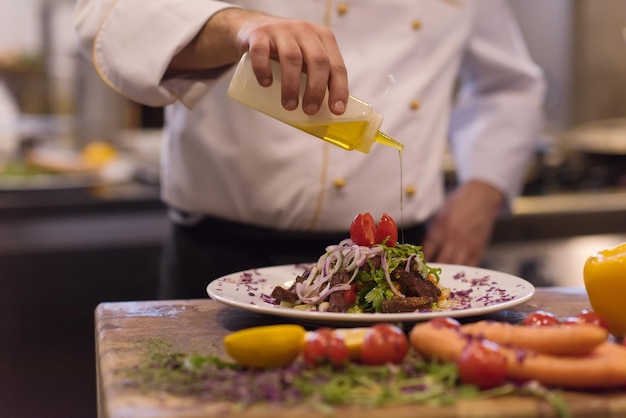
[302,333,327,366]
[360,323,409,365]
[430,317,461,331]
[343,284,357,305]
[350,213,376,247]
[302,328,350,367]
[456,340,507,390]
[374,213,398,247]
[560,316,581,326]
[576,309,610,331]
[523,310,560,327]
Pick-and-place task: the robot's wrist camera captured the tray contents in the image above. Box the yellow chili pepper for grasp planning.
[583,242,626,337]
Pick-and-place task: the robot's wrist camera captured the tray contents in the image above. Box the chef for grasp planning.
[74,0,546,299]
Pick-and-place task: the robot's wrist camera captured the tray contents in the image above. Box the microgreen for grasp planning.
[122,339,570,418]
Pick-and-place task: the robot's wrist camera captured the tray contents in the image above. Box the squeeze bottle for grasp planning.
[227,52,403,154]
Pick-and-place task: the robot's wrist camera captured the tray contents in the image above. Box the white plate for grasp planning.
[207,263,535,326]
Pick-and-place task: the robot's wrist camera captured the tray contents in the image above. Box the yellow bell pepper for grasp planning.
[583,242,626,337]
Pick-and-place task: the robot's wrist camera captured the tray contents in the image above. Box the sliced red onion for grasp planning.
[314,283,351,304]
[292,239,394,306]
[405,254,416,272]
[382,250,404,298]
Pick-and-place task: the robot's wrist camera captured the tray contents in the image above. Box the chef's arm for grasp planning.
[166,7,245,74]
[421,0,545,266]
[73,0,348,113]
[449,0,546,210]
[73,0,236,107]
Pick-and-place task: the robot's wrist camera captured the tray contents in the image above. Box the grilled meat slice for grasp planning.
[271,286,299,305]
[273,267,315,304]
[392,269,441,301]
[328,271,351,313]
[381,296,433,313]
[288,270,310,291]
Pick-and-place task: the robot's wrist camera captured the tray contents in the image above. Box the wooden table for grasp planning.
[95,287,626,418]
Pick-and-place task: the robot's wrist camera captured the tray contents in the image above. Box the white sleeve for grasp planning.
[449,0,547,205]
[73,0,238,108]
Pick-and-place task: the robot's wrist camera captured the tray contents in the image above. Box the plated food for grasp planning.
[207,212,535,325]
[23,141,118,173]
[270,214,448,314]
[0,141,135,190]
[208,262,534,326]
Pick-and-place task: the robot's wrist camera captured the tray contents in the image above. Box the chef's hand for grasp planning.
[421,180,504,267]
[168,8,348,116]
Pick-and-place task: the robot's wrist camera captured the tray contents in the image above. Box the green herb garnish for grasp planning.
[122,339,570,417]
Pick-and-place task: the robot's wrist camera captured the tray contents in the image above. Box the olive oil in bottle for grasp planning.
[228,52,403,154]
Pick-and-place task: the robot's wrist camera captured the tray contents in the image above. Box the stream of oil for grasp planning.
[398,149,405,244]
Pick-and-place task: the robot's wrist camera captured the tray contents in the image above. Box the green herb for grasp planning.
[363,284,393,312]
[388,243,442,282]
[122,339,569,418]
[520,381,572,418]
[351,243,444,313]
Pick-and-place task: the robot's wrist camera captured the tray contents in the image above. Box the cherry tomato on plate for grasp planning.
[343,284,357,305]
[350,212,399,247]
[302,328,350,367]
[350,213,376,247]
[374,213,398,247]
[360,323,409,365]
[456,339,507,390]
[523,310,560,327]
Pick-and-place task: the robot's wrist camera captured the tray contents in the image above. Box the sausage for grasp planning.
[460,320,608,356]
[409,321,626,389]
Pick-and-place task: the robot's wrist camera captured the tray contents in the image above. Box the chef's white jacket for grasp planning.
[74,0,546,231]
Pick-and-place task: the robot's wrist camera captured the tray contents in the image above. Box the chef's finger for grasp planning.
[313,28,348,115]
[247,41,274,87]
[300,44,330,115]
[274,41,305,111]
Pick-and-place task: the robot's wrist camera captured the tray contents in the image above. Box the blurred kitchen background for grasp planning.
[0,0,625,417]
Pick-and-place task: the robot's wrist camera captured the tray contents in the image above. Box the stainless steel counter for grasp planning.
[487,188,626,288]
[0,182,167,254]
[493,189,626,242]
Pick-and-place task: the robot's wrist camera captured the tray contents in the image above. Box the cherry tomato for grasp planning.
[374,213,398,247]
[350,213,376,247]
[360,323,409,365]
[343,284,357,305]
[302,328,350,367]
[523,310,560,327]
[456,340,507,390]
[560,316,580,326]
[430,317,461,331]
[576,309,610,331]
[302,333,327,366]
